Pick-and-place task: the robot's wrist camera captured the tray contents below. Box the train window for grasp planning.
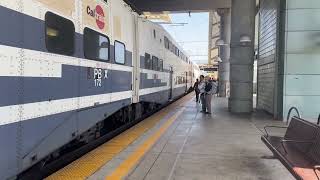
[153,29,156,39]
[114,41,126,64]
[152,56,158,71]
[145,53,152,69]
[164,36,169,49]
[84,28,110,61]
[159,59,163,71]
[45,12,75,55]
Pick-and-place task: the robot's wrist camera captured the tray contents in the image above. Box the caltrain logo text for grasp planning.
[87,5,105,30]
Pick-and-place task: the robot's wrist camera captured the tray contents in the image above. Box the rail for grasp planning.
[286,107,301,125]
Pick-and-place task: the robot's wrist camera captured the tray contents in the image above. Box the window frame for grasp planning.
[114,40,126,65]
[159,59,164,72]
[145,53,152,69]
[45,11,75,56]
[83,27,110,62]
[164,36,169,49]
[153,29,156,39]
[172,45,175,53]
[152,56,159,71]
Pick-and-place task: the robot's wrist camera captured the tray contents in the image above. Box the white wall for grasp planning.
[283,0,320,122]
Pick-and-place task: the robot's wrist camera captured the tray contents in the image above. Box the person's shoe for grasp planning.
[206,112,212,114]
[200,110,206,113]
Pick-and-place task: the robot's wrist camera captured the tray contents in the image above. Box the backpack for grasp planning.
[205,82,212,92]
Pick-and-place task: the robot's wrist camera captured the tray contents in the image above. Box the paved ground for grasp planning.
[89,96,294,180]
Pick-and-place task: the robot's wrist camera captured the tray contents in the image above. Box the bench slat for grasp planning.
[308,131,320,165]
[285,117,318,154]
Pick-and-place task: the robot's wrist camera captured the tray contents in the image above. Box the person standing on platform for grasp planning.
[205,77,218,114]
[216,78,219,97]
[198,75,206,113]
[193,79,200,103]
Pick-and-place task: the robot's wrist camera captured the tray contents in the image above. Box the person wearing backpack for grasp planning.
[198,75,207,113]
[205,78,218,114]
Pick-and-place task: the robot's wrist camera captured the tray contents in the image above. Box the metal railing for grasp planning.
[263,107,301,137]
[263,108,320,137]
[286,107,301,125]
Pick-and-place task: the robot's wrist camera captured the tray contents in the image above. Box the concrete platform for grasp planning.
[87,95,294,180]
[47,94,294,180]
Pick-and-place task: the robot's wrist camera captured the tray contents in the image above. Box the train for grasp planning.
[0,0,201,179]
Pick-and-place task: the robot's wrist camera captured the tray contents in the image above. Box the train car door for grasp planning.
[185,72,188,92]
[169,67,173,100]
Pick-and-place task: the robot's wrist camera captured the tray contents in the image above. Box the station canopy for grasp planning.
[123,0,231,13]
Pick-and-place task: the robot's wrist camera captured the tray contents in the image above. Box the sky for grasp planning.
[161,12,209,65]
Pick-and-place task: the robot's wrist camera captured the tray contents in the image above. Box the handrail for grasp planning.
[286,107,301,125]
[263,126,288,137]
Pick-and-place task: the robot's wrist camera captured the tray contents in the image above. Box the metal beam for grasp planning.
[127,0,231,12]
[122,0,143,14]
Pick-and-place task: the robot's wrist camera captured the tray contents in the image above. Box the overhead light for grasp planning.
[239,35,252,43]
[215,39,226,46]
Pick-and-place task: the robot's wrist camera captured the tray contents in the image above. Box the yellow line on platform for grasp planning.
[105,107,185,180]
[45,94,191,180]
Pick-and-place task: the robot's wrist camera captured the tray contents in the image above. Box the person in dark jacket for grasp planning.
[194,79,200,103]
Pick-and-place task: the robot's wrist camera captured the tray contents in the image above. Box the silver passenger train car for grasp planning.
[0,0,201,179]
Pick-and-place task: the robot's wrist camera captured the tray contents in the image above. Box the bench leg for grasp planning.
[314,166,320,180]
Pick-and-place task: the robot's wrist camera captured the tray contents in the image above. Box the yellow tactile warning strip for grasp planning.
[105,107,185,180]
[45,94,191,180]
